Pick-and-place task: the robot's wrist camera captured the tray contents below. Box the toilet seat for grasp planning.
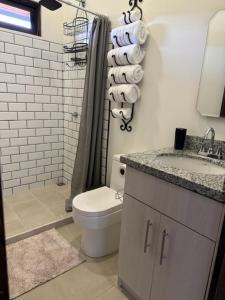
[73,186,122,217]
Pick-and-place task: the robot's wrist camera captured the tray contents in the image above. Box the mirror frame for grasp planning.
[197,9,225,118]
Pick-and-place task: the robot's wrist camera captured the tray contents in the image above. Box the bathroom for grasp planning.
[0,0,225,299]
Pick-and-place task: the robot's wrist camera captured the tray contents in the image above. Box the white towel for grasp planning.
[111,21,148,48]
[112,108,132,120]
[109,84,140,103]
[108,65,144,85]
[107,44,146,67]
[119,9,142,25]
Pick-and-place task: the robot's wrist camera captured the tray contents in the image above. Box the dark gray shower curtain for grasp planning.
[65,16,110,212]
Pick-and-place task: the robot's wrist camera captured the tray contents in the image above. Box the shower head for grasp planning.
[39,0,62,11]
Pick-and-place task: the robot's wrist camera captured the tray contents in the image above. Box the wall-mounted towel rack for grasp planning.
[124,53,132,64]
[110,103,135,132]
[113,32,133,48]
[122,0,143,24]
[110,73,131,85]
[109,52,135,67]
[109,0,145,133]
[111,55,119,66]
[110,91,130,102]
[129,0,143,14]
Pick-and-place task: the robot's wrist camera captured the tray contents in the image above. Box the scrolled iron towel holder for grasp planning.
[109,0,144,132]
[122,0,143,24]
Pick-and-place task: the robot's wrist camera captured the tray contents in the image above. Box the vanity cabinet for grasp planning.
[119,195,160,300]
[150,215,214,300]
[118,167,224,300]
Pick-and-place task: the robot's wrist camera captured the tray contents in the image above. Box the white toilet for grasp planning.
[72,155,126,258]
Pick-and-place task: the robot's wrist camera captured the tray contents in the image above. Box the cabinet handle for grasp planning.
[144,220,153,253]
[160,229,168,265]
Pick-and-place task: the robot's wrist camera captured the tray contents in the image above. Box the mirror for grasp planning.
[197,10,225,118]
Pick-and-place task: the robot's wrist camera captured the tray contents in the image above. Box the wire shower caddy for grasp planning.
[63,2,89,67]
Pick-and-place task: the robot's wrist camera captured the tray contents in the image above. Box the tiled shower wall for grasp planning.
[0,29,64,196]
[0,28,109,196]
[63,61,108,186]
[63,61,85,183]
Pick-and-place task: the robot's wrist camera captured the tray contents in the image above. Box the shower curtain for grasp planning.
[65,16,110,212]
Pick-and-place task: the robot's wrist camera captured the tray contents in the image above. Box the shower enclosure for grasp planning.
[0,0,109,241]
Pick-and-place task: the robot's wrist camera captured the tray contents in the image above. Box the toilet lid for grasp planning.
[73,186,123,217]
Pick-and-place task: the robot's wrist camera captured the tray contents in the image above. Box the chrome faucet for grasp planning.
[204,127,215,154]
[198,127,223,159]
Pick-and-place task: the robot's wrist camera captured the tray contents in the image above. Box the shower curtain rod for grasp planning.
[58,0,101,17]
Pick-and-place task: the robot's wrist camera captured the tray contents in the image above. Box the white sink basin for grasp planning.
[156,155,225,175]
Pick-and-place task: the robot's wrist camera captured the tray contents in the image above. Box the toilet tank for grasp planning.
[110,154,126,191]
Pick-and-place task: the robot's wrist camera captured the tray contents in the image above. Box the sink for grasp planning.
[155,155,225,175]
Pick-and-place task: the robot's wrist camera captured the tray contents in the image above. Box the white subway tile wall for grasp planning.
[0,29,63,196]
[62,55,109,186]
[0,28,109,196]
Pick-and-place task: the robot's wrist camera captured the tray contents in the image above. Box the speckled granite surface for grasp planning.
[185,135,225,156]
[121,147,225,203]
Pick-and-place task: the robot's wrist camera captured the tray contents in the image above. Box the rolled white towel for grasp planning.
[107,44,146,67]
[109,84,140,103]
[108,65,144,85]
[119,9,142,25]
[111,21,148,48]
[112,108,132,120]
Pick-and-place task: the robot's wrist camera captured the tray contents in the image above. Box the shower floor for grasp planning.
[3,184,72,240]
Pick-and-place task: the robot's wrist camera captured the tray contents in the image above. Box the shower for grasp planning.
[39,0,88,11]
[39,0,62,11]
[1,0,109,239]
[0,0,110,298]
[39,0,99,16]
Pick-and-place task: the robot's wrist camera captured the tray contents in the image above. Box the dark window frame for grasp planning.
[0,0,41,36]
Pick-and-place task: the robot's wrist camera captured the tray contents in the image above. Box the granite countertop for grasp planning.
[121,148,225,203]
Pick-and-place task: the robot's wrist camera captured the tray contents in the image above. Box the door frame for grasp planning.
[0,173,9,300]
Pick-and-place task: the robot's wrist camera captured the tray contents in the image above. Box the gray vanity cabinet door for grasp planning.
[150,215,215,300]
[118,194,160,300]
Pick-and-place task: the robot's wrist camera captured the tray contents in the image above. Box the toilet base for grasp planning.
[81,223,121,258]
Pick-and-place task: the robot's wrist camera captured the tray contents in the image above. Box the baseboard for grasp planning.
[6,216,73,245]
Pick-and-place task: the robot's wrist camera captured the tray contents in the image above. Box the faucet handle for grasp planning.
[216,146,223,160]
[208,145,214,155]
[198,143,206,154]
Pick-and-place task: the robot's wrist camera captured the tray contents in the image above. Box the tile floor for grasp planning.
[17,223,128,300]
[3,184,72,238]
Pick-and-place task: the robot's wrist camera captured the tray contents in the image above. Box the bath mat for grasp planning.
[7,229,85,299]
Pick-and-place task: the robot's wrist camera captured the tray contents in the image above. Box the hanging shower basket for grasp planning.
[63,16,89,36]
[63,5,89,67]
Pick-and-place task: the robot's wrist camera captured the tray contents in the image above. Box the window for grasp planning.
[0,0,41,35]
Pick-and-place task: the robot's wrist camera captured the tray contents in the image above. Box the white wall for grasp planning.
[0,28,64,195]
[85,0,225,181]
[31,0,63,43]
[38,0,225,182]
[39,1,88,43]
[41,7,63,43]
